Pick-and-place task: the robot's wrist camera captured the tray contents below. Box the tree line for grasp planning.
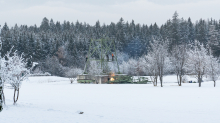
[0,11,220,77]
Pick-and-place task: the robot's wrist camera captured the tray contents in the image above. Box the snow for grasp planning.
[133,75,199,83]
[1,76,220,123]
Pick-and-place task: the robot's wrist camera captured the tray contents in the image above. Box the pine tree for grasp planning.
[1,31,12,56]
[55,21,61,32]
[188,17,195,43]
[152,23,160,37]
[40,17,50,32]
[50,19,56,32]
[179,18,189,44]
[116,18,126,51]
[2,23,9,31]
[28,33,35,56]
[170,11,180,50]
[33,39,43,61]
[196,19,208,46]
[68,35,74,55]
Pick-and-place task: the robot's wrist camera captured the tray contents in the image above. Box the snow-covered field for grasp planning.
[1,76,220,123]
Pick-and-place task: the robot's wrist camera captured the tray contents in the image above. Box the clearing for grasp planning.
[0,75,220,123]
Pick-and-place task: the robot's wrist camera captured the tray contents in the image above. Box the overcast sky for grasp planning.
[0,0,219,27]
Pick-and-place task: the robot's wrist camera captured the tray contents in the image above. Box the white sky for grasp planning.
[0,0,219,27]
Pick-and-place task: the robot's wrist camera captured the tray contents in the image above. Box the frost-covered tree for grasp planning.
[119,61,129,75]
[148,38,169,87]
[188,18,195,43]
[127,58,138,76]
[171,44,188,86]
[116,51,129,64]
[208,25,219,46]
[186,41,209,87]
[196,19,208,46]
[138,56,148,75]
[65,67,83,83]
[44,56,67,76]
[0,14,219,77]
[66,68,83,78]
[169,11,180,51]
[119,58,141,76]
[179,18,189,44]
[207,49,220,87]
[208,25,220,56]
[1,50,29,104]
[40,17,50,31]
[144,52,158,86]
[88,60,102,75]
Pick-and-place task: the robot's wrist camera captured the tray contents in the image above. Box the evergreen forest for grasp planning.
[1,12,220,76]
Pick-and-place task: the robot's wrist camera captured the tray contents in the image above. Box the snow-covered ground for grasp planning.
[1,76,220,123]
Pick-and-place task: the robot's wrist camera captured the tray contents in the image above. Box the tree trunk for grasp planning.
[160,76,163,87]
[13,89,16,103]
[13,88,20,104]
[153,76,158,86]
[153,80,156,86]
[2,90,5,105]
[198,73,202,87]
[198,78,201,87]
[177,75,179,85]
[214,81,216,87]
[0,86,3,112]
[179,75,182,86]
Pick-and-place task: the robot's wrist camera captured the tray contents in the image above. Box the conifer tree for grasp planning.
[170,11,180,50]
[40,17,50,32]
[188,18,195,43]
